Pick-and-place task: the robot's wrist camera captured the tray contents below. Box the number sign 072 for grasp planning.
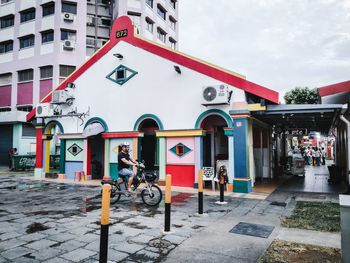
[116,29,128,38]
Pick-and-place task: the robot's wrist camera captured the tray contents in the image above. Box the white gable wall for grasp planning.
[51,41,246,133]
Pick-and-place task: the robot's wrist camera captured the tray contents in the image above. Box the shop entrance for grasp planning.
[89,135,104,179]
[137,119,160,171]
[201,115,229,169]
[44,122,63,176]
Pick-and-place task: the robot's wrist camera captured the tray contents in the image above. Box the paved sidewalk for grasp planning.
[276,227,341,248]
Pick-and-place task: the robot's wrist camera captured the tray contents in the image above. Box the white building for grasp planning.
[0,0,178,166]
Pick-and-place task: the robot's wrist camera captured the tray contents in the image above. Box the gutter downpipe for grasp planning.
[340,115,350,188]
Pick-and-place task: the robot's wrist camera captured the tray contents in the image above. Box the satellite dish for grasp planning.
[203,86,217,102]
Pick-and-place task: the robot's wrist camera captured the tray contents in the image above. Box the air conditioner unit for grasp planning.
[87,16,95,26]
[63,12,74,21]
[63,40,75,50]
[52,90,74,105]
[36,103,54,117]
[202,85,232,106]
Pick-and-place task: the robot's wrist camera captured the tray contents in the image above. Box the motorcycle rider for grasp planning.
[118,142,138,194]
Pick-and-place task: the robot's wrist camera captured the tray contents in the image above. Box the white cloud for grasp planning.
[179,0,350,100]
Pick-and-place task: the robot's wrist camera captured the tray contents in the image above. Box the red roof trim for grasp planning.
[318,80,350,97]
[27,16,279,121]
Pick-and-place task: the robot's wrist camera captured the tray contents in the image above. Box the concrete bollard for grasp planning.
[340,194,350,263]
[164,174,171,233]
[99,184,111,263]
[198,170,204,215]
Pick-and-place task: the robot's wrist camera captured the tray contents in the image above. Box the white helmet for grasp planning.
[121,142,130,147]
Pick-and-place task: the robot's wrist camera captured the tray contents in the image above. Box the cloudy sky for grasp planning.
[179,0,350,100]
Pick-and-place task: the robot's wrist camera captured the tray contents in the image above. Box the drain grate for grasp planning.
[229,222,274,238]
[270,201,287,207]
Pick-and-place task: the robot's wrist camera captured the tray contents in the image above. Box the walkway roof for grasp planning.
[252,104,344,135]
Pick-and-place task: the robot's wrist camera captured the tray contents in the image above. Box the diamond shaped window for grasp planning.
[106,65,138,85]
[170,143,192,157]
[67,143,83,156]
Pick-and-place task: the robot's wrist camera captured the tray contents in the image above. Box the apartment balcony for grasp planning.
[19,20,35,37]
[18,47,34,59]
[0,52,13,64]
[0,1,15,17]
[41,15,55,32]
[0,110,28,123]
[19,0,36,11]
[0,26,14,42]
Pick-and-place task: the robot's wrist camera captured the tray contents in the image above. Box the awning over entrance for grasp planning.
[82,122,105,137]
[252,104,344,134]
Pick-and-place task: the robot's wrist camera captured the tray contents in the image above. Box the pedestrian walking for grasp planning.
[321,147,326,165]
[311,147,316,166]
[315,147,321,166]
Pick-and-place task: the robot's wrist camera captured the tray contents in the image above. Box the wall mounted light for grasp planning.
[113,53,123,60]
[66,82,76,89]
[174,65,181,74]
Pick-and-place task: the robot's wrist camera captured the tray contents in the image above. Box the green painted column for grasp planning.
[104,139,110,178]
[159,137,166,180]
[59,139,66,173]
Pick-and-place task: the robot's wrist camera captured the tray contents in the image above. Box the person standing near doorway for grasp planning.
[321,147,326,165]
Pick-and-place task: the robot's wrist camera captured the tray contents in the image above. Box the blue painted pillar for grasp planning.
[231,111,252,193]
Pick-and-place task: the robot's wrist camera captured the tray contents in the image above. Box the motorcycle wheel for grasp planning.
[141,184,162,206]
[111,184,122,202]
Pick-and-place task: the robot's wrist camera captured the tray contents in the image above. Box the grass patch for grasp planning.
[259,240,340,263]
[281,201,340,232]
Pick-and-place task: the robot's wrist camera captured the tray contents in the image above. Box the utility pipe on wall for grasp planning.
[340,115,350,185]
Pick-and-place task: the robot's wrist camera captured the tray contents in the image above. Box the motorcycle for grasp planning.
[101,161,162,206]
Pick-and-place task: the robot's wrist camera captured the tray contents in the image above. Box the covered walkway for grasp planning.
[277,161,348,194]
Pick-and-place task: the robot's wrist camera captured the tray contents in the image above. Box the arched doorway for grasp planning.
[137,118,161,171]
[44,121,63,175]
[200,115,229,168]
[83,118,108,179]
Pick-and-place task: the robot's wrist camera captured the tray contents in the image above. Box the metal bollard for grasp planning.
[219,182,225,202]
[164,174,171,233]
[99,184,111,263]
[198,170,204,215]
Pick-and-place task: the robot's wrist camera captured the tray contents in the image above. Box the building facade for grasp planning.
[28,17,279,193]
[0,0,179,165]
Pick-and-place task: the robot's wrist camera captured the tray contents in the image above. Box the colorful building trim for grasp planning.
[27,16,279,193]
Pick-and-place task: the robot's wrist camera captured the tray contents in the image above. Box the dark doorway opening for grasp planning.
[89,135,104,179]
[138,119,160,171]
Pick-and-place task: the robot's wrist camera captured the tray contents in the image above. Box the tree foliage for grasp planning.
[284,87,318,104]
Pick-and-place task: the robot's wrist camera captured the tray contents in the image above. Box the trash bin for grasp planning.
[12,155,36,171]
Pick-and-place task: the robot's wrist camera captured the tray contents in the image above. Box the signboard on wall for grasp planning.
[285,128,308,136]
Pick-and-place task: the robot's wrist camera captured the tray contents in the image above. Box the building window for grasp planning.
[170,0,176,9]
[61,29,76,41]
[20,8,36,23]
[41,30,54,43]
[0,73,12,86]
[22,123,36,136]
[59,65,76,77]
[128,12,141,28]
[1,0,14,4]
[169,38,176,49]
[40,66,53,79]
[0,15,14,29]
[145,0,153,8]
[62,1,77,14]
[157,27,166,43]
[100,18,111,26]
[0,40,13,54]
[19,35,35,49]
[18,69,33,82]
[42,2,55,17]
[157,4,166,20]
[169,16,176,30]
[145,17,153,32]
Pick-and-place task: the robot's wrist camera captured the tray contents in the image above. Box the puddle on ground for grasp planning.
[172,193,193,206]
[270,201,287,207]
[191,225,204,230]
[26,222,50,233]
[124,222,151,230]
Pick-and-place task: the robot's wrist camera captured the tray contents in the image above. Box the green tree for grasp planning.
[284,87,318,104]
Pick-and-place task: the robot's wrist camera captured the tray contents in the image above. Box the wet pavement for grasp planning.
[0,166,346,263]
[0,172,241,263]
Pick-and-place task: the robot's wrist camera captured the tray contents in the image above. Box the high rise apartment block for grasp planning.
[0,0,178,165]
